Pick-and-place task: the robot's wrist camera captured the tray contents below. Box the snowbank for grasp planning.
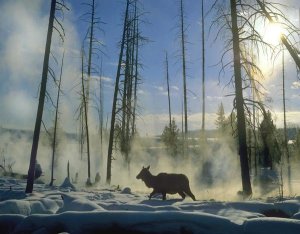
[1,177,300,233]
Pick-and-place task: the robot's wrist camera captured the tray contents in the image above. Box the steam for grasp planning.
[0,0,104,185]
[1,0,300,203]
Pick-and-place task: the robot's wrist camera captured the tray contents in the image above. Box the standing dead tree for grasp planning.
[165,52,172,128]
[49,50,65,186]
[230,0,252,196]
[106,0,130,184]
[78,0,105,186]
[179,0,189,157]
[80,47,92,186]
[93,58,104,164]
[106,0,145,183]
[201,0,206,132]
[26,0,68,193]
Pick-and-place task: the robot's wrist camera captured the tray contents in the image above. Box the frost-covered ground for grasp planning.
[1,177,300,234]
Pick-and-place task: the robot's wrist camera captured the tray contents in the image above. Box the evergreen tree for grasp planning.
[215,102,226,132]
[161,118,181,157]
[259,111,281,169]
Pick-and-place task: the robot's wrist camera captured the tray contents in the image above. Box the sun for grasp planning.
[263,22,283,46]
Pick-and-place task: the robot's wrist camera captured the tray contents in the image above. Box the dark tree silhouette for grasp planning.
[165,52,172,128]
[106,0,146,183]
[49,50,65,186]
[179,0,189,156]
[26,0,57,193]
[201,0,206,132]
[106,0,130,184]
[79,0,104,186]
[230,0,252,196]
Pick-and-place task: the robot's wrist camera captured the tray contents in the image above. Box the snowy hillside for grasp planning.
[1,177,300,234]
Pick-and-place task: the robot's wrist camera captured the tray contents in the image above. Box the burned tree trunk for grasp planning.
[201,0,205,132]
[106,0,130,184]
[81,48,92,186]
[179,0,188,156]
[26,0,57,193]
[165,52,172,127]
[49,50,65,186]
[230,0,252,196]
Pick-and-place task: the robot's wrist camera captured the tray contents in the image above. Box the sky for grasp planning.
[0,0,300,136]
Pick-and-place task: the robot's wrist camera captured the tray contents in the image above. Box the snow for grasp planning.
[1,177,300,233]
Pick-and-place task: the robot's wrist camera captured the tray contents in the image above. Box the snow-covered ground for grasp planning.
[1,177,300,234]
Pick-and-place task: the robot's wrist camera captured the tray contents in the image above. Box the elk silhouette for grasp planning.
[136,166,196,201]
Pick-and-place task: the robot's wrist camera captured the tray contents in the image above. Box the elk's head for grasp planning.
[136,165,150,180]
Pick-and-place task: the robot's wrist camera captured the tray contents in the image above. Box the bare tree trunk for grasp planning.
[85,0,96,185]
[282,49,289,159]
[201,0,205,132]
[282,49,292,193]
[165,52,172,127]
[230,0,252,196]
[132,14,139,135]
[49,50,65,186]
[26,0,56,193]
[81,48,92,186]
[79,109,85,160]
[180,0,188,156]
[106,0,130,184]
[86,0,95,104]
[67,160,70,179]
[99,58,104,165]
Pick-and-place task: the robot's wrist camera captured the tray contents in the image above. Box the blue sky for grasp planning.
[0,0,300,136]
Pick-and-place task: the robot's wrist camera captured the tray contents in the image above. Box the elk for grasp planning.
[136,166,196,201]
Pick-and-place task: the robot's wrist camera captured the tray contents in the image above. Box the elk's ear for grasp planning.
[146,165,150,170]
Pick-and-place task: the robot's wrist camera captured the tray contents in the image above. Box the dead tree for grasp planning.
[165,52,172,127]
[179,0,189,156]
[81,48,92,186]
[119,0,145,172]
[26,0,57,193]
[49,50,65,186]
[95,58,104,161]
[106,0,145,183]
[106,0,130,184]
[201,0,206,132]
[230,0,252,196]
[79,0,104,186]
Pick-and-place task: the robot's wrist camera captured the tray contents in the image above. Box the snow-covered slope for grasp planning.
[0,177,300,234]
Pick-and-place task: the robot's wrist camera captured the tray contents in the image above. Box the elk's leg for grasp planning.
[184,187,196,201]
[178,191,186,199]
[162,192,166,200]
[149,190,156,200]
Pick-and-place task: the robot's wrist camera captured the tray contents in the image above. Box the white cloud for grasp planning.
[207,96,223,101]
[171,85,179,91]
[291,81,300,89]
[90,75,113,83]
[155,86,164,92]
[137,90,146,95]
